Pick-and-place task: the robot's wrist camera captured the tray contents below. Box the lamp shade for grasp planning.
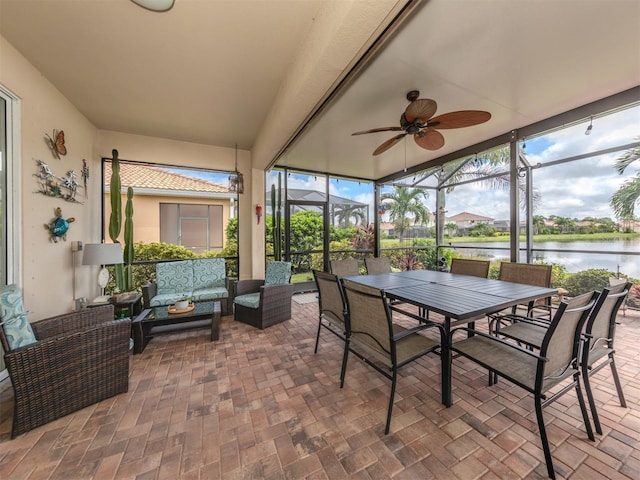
[130,0,175,12]
[82,243,124,266]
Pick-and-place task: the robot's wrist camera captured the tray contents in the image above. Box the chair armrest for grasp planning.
[261,283,294,300]
[393,322,444,342]
[5,317,131,375]
[495,313,551,329]
[451,326,547,361]
[142,282,157,308]
[235,279,265,296]
[31,305,115,340]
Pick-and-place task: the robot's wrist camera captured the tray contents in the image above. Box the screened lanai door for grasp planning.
[286,200,328,293]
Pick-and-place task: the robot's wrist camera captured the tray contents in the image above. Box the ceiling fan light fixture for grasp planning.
[130,0,175,12]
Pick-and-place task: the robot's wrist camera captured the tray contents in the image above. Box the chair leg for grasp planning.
[582,362,602,435]
[575,374,595,441]
[609,354,627,408]
[534,394,556,480]
[314,318,322,354]
[340,340,350,388]
[385,369,397,435]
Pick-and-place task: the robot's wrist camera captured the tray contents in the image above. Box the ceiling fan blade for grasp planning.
[414,130,445,150]
[428,110,491,129]
[404,98,437,123]
[373,133,406,156]
[352,126,403,136]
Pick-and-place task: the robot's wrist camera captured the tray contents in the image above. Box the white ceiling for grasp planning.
[1,0,639,181]
[280,0,640,180]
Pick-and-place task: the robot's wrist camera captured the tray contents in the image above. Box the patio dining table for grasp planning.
[344,269,557,407]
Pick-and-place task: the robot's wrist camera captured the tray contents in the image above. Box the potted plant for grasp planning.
[108,149,135,300]
[175,296,192,311]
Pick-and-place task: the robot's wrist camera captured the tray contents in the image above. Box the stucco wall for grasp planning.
[0,34,260,319]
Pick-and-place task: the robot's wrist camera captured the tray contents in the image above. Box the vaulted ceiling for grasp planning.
[1,0,638,181]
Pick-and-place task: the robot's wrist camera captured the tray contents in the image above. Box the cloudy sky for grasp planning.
[279,103,639,223]
[174,103,639,224]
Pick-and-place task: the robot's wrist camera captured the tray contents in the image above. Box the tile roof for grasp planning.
[447,211,494,222]
[104,163,229,193]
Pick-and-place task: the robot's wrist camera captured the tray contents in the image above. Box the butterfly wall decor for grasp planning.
[45,129,67,159]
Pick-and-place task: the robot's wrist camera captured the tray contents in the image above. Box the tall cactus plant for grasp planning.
[270,172,282,261]
[109,149,135,292]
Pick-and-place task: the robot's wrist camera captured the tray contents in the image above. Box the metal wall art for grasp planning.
[45,207,75,242]
[33,159,84,203]
[45,129,67,159]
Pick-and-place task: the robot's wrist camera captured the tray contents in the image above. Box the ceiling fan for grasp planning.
[352,90,491,156]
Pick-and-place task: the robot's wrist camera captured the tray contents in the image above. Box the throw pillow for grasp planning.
[1,314,37,350]
[0,284,37,350]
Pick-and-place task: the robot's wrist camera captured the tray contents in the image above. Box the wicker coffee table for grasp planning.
[132,300,221,354]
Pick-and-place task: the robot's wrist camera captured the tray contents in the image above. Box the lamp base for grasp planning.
[92,295,111,304]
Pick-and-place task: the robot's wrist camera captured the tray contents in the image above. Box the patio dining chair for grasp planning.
[312,270,348,370]
[330,259,360,277]
[451,291,597,479]
[581,281,631,435]
[364,257,392,275]
[340,278,444,434]
[487,262,553,336]
[449,258,490,278]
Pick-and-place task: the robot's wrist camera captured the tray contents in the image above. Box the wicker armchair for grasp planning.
[0,304,130,438]
[233,261,294,329]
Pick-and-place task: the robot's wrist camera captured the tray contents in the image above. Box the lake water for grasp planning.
[450,238,640,279]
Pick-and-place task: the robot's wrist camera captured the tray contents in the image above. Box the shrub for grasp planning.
[560,268,614,296]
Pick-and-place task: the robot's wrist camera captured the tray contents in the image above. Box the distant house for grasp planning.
[446,212,494,233]
[104,163,235,254]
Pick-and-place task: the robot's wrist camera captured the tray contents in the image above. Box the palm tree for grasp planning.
[381,186,430,240]
[610,144,640,220]
[532,215,546,235]
[333,203,366,227]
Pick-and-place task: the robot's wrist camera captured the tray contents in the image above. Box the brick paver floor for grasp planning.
[0,297,638,479]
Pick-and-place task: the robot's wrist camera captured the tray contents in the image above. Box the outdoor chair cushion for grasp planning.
[264,261,292,285]
[234,292,261,309]
[155,260,193,298]
[144,258,232,314]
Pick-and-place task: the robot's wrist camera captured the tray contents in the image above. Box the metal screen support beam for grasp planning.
[509,131,519,262]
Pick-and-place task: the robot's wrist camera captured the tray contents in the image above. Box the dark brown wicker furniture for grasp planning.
[132,300,221,353]
[0,305,130,438]
[233,280,294,329]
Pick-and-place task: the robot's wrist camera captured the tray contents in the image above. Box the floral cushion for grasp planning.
[193,258,226,289]
[265,261,292,286]
[156,260,194,296]
[0,284,36,350]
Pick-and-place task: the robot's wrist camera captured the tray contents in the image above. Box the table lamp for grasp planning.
[82,243,124,303]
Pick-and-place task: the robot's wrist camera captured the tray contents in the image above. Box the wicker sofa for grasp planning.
[142,258,232,315]
[0,300,130,438]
